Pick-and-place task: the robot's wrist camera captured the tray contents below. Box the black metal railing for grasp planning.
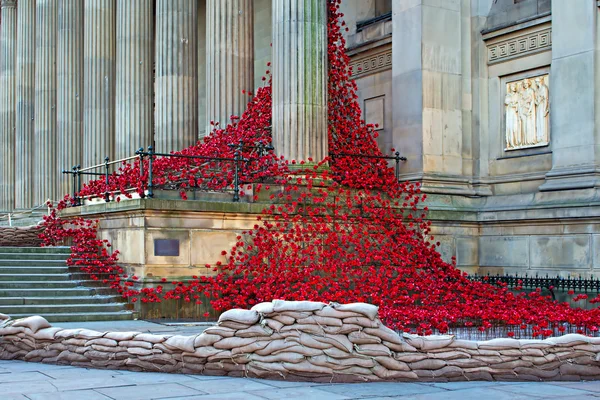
[468,272,600,298]
[63,141,276,206]
[329,152,407,181]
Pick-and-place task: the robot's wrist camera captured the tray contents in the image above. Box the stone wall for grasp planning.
[0,225,43,247]
[2,301,600,382]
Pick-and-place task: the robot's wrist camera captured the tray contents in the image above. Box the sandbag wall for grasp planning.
[1,300,600,382]
[0,225,43,247]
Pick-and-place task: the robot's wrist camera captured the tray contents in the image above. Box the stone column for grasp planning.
[205,0,254,134]
[198,0,206,138]
[57,0,83,198]
[83,0,115,167]
[391,1,473,195]
[272,0,327,164]
[155,0,198,153]
[34,0,58,206]
[539,1,598,191]
[14,0,36,209]
[116,0,153,160]
[0,0,17,211]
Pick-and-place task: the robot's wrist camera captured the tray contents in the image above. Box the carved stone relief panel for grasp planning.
[504,74,549,151]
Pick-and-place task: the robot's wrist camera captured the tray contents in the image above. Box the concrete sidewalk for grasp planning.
[1,320,600,399]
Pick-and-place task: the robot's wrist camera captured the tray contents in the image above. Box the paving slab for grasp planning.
[26,389,114,400]
[317,382,446,397]
[248,386,353,400]
[95,382,206,400]
[494,382,598,397]
[181,376,277,394]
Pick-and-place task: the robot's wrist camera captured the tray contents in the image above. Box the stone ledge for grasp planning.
[1,301,599,383]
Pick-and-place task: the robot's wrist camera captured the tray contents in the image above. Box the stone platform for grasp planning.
[2,301,600,383]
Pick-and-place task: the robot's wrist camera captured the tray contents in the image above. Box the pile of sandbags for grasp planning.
[0,225,44,247]
[1,301,600,382]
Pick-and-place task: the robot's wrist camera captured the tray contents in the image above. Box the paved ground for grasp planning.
[2,320,600,399]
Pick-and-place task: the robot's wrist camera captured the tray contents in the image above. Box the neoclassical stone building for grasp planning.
[1,0,600,278]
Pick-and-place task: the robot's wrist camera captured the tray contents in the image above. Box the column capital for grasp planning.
[1,0,17,8]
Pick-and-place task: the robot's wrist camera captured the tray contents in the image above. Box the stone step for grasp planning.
[0,303,128,315]
[0,287,115,297]
[0,259,69,267]
[0,280,79,289]
[0,266,70,274]
[0,246,71,254]
[0,273,71,281]
[0,253,70,260]
[8,311,135,323]
[0,295,124,305]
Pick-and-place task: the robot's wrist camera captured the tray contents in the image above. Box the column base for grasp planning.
[539,165,600,191]
[398,172,484,197]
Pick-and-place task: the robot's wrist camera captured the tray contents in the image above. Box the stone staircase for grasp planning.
[0,247,134,322]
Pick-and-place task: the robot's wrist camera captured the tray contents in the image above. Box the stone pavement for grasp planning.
[2,320,600,399]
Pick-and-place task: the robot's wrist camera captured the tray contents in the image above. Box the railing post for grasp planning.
[394,151,400,182]
[147,146,154,198]
[76,165,82,206]
[232,141,242,202]
[136,147,145,199]
[71,166,78,206]
[104,156,111,202]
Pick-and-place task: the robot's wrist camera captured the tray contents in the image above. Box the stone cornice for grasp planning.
[349,45,392,79]
[0,0,17,8]
[485,22,551,65]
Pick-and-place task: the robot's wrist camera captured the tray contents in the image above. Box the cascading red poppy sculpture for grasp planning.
[40,0,600,337]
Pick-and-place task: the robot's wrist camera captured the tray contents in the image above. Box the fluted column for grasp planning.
[205,0,253,134]
[84,0,115,167]
[57,0,83,198]
[34,0,58,205]
[14,0,36,209]
[0,0,17,211]
[155,0,198,153]
[272,0,328,164]
[116,0,153,159]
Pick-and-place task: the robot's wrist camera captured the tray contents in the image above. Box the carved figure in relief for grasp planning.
[504,83,521,148]
[535,77,549,144]
[518,79,537,146]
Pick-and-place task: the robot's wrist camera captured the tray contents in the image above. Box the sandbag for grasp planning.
[263,318,285,332]
[448,339,478,350]
[364,326,403,345]
[254,339,297,356]
[548,334,590,347]
[348,331,382,345]
[236,325,274,338]
[375,356,410,371]
[403,333,455,351]
[12,316,50,333]
[85,338,118,347]
[0,313,9,321]
[313,334,354,353]
[75,329,105,340]
[218,309,260,325]
[31,327,63,341]
[134,333,168,344]
[218,321,255,330]
[214,337,260,350]
[478,338,521,350]
[251,302,274,314]
[231,340,271,355]
[283,360,332,375]
[354,343,391,357]
[384,341,419,352]
[272,300,327,313]
[324,324,362,335]
[427,350,471,361]
[296,315,343,327]
[194,333,222,347]
[280,324,324,335]
[315,306,362,319]
[342,317,379,328]
[203,326,236,338]
[271,315,296,325]
[119,340,153,349]
[330,302,379,320]
[409,359,446,371]
[104,331,141,341]
[164,335,196,353]
[250,352,305,364]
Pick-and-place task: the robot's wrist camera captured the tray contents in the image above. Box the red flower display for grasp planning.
[40,0,600,337]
